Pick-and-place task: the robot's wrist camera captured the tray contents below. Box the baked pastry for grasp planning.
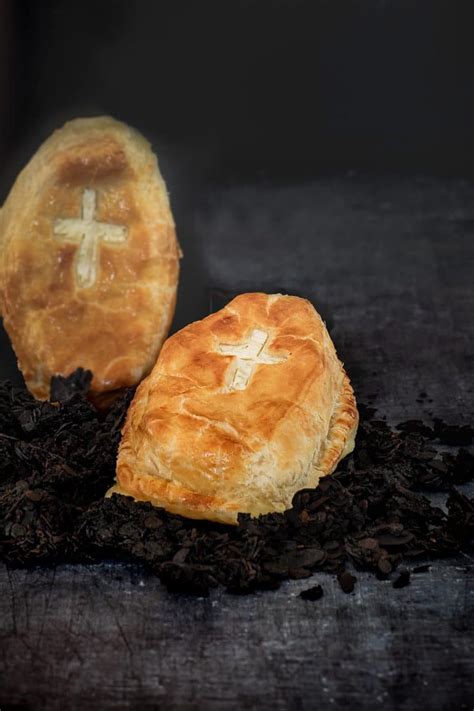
[0,116,180,401]
[110,292,358,524]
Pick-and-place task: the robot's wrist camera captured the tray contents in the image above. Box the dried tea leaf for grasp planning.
[0,371,472,596]
[300,584,324,601]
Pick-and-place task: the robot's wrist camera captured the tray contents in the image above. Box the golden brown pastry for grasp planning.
[110,293,358,524]
[0,116,180,401]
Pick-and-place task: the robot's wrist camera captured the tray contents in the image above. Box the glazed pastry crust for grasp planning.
[0,116,180,399]
[111,293,358,524]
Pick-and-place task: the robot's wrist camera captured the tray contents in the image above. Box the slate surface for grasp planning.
[0,175,473,710]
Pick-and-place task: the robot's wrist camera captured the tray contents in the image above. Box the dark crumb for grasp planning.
[412,564,431,574]
[337,571,357,594]
[0,370,473,596]
[50,367,93,402]
[300,584,324,601]
[396,420,434,438]
[357,404,377,420]
[433,418,474,447]
[377,558,392,576]
[393,569,411,588]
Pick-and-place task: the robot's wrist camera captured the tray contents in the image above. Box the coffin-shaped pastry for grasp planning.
[0,116,180,401]
[111,293,358,524]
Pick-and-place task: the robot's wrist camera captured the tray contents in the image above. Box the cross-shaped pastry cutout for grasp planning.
[218,329,287,391]
[53,188,128,289]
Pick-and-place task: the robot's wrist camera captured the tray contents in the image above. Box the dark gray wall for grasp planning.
[1,0,473,192]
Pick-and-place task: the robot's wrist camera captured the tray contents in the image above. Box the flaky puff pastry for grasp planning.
[0,116,180,401]
[110,293,358,524]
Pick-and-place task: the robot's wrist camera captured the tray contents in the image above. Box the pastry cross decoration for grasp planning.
[53,188,128,289]
[218,328,287,391]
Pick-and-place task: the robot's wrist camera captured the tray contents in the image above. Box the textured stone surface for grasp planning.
[1,175,473,709]
[0,562,472,710]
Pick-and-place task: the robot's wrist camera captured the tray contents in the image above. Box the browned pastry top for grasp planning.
[112,293,358,524]
[0,116,180,399]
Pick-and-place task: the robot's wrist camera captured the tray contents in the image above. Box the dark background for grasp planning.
[1,0,474,365]
[1,3,473,710]
[1,0,474,189]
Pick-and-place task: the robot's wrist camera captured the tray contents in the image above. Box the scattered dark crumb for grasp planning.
[337,571,357,594]
[396,420,434,438]
[358,404,377,420]
[412,564,431,574]
[0,370,473,596]
[433,418,474,447]
[50,368,92,402]
[300,584,324,601]
[393,569,411,588]
[377,558,393,576]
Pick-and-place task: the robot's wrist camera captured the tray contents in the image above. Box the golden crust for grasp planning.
[111,293,358,524]
[0,116,180,399]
